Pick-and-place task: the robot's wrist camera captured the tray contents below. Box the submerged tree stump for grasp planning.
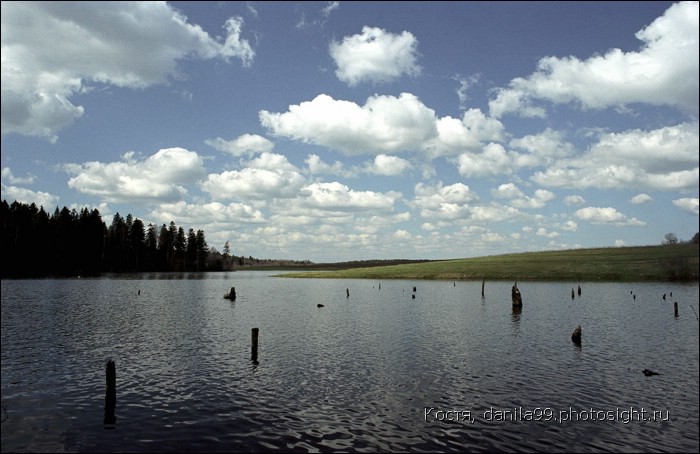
[511,282,522,307]
[104,359,116,425]
[224,287,236,300]
[571,325,582,344]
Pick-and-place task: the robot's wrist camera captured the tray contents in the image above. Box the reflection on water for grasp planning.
[1,273,698,453]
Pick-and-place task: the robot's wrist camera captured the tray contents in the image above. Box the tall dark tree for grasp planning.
[129,218,146,271]
[186,228,197,271]
[196,229,208,271]
[175,226,186,271]
[145,223,158,270]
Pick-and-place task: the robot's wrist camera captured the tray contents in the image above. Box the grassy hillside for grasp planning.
[277,244,699,282]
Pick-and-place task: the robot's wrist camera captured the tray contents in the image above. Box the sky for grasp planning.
[1,1,698,263]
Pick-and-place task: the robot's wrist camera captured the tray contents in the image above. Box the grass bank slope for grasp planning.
[277,244,699,282]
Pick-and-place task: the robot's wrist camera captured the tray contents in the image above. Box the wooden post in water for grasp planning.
[251,328,259,362]
[577,285,581,297]
[511,282,522,308]
[674,302,678,317]
[104,359,116,425]
[571,288,575,299]
[481,277,485,298]
[571,325,582,345]
[346,288,350,298]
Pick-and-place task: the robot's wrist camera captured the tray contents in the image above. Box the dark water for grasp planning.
[1,272,698,453]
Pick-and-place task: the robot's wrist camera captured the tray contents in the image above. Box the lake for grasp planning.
[1,272,698,452]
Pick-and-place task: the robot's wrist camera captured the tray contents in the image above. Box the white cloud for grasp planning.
[630,193,653,204]
[1,183,58,208]
[536,227,560,238]
[426,109,506,158]
[149,201,265,226]
[455,143,513,177]
[260,93,438,155]
[453,74,481,110]
[509,128,574,168]
[205,134,274,156]
[532,123,699,191]
[1,167,35,185]
[614,239,628,247]
[1,2,254,140]
[488,1,699,118]
[65,147,205,203]
[301,181,400,212]
[564,195,586,206]
[413,182,479,220]
[364,154,412,176]
[493,184,555,209]
[201,153,306,201]
[574,206,646,226]
[305,154,351,177]
[559,220,578,232]
[673,197,699,215]
[329,26,421,86]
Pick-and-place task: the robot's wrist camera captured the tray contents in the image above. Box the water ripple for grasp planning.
[1,276,698,452]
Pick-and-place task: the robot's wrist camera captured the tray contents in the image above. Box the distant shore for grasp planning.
[276,244,699,282]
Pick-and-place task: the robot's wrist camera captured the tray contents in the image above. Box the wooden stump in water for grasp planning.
[511,282,522,307]
[104,359,116,425]
[251,328,259,362]
[224,287,236,300]
[571,325,582,344]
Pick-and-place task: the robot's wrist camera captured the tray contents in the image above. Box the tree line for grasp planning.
[1,200,214,276]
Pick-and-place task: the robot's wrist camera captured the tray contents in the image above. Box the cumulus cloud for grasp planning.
[260,93,438,155]
[301,182,400,212]
[574,206,646,226]
[426,109,506,158]
[305,154,351,177]
[205,134,274,156]
[532,123,699,191]
[2,167,35,185]
[412,182,479,220]
[1,182,58,208]
[329,26,421,86]
[201,152,306,201]
[364,154,412,176]
[630,193,653,204]
[455,143,513,178]
[564,195,586,206]
[492,183,555,209]
[149,201,265,226]
[673,197,699,215]
[489,1,699,118]
[1,2,255,141]
[509,128,574,168]
[65,147,205,203]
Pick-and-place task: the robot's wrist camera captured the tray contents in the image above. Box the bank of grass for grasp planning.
[277,244,699,282]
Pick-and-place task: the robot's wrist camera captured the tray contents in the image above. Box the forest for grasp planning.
[1,199,218,277]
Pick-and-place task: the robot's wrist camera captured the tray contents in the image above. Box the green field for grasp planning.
[277,244,699,282]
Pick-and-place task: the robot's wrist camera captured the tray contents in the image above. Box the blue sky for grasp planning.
[1,1,698,262]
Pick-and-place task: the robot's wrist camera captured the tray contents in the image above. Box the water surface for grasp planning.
[2,272,698,452]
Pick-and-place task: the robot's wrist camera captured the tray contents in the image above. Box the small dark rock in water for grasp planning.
[643,369,660,376]
[317,303,325,308]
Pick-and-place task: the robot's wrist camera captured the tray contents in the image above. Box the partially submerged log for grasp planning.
[224,287,236,300]
[511,282,522,307]
[571,325,582,344]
